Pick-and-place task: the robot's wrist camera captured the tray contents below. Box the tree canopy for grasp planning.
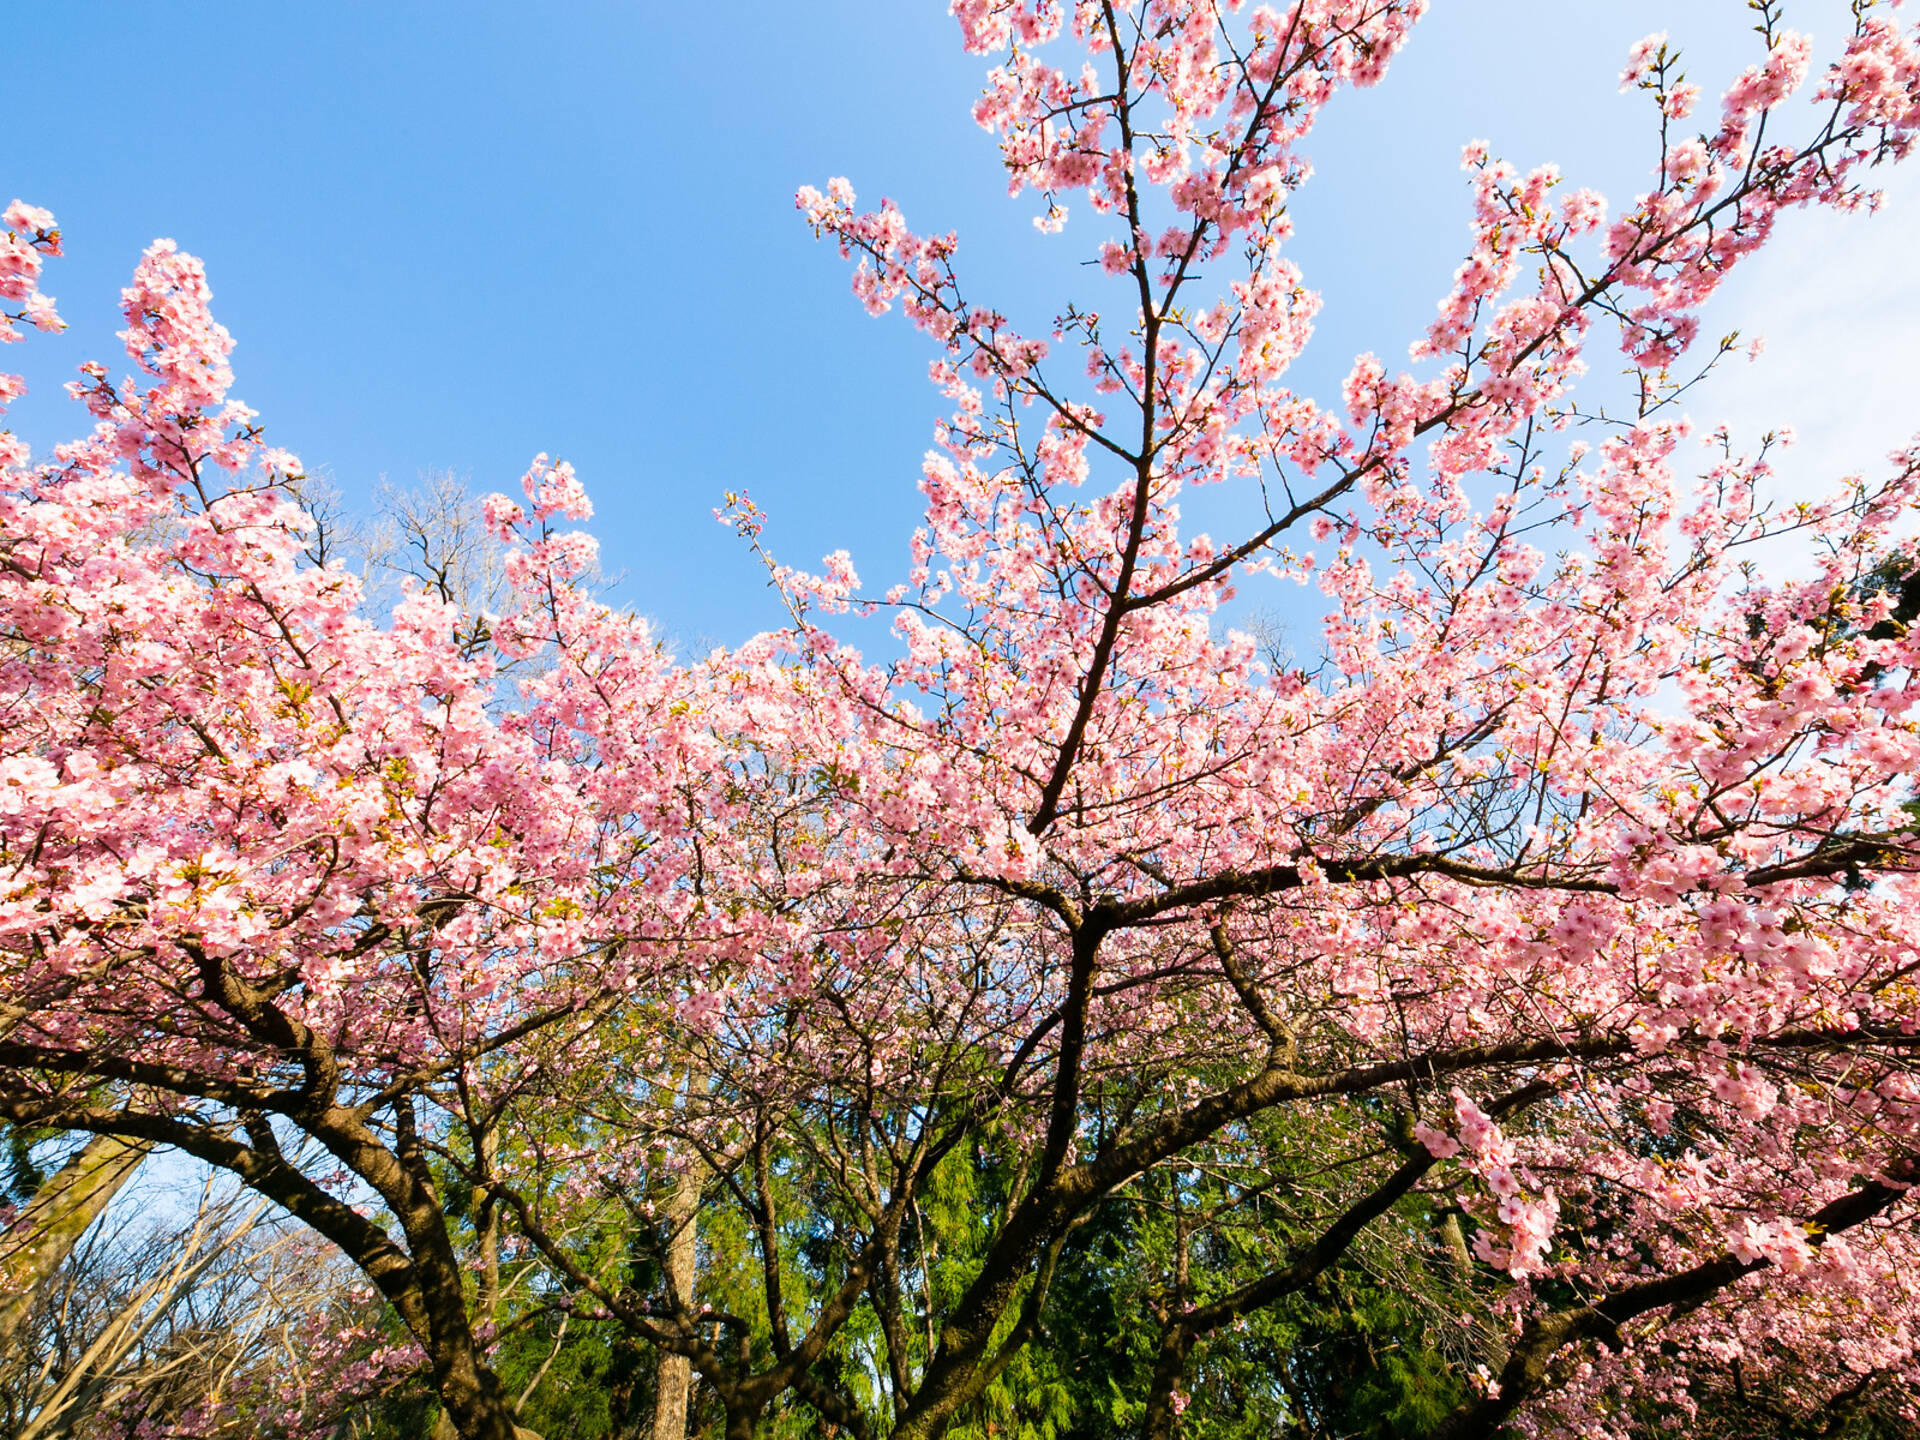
[5,3,1920,1438]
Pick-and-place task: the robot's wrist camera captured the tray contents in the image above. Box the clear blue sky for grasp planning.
[12,2,1916,649]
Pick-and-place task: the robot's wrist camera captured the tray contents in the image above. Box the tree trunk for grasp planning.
[650,1159,703,1440]
[1438,1210,1509,1371]
[0,1134,150,1349]
[474,1121,502,1329]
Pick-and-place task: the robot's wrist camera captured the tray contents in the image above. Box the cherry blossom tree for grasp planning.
[752,2,1920,1434]
[5,2,1920,1438]
[0,203,758,1439]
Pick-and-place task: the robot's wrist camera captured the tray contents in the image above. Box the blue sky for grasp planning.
[11,1,1917,650]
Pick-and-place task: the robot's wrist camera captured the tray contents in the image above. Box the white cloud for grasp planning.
[1699,166,1920,503]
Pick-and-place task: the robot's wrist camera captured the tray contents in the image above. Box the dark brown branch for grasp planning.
[1424,1153,1920,1440]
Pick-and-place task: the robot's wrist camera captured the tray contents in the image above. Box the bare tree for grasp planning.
[365,471,519,659]
[283,472,369,573]
[0,1165,370,1440]
[0,1133,151,1353]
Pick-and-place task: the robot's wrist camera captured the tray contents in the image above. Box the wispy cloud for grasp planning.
[1699,167,1920,504]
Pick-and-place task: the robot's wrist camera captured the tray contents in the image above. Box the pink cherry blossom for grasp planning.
[5,3,1920,1437]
